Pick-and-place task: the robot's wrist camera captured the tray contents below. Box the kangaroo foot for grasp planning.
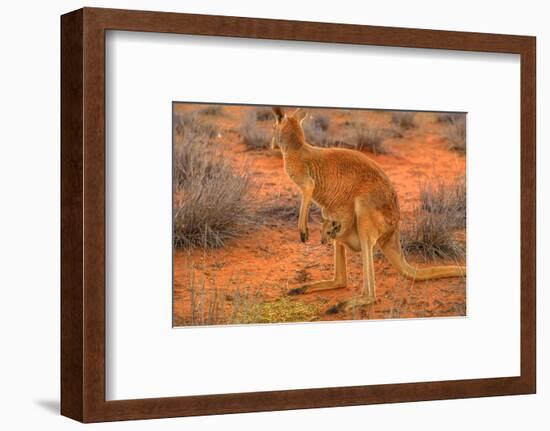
[326,296,375,315]
[288,286,308,295]
[288,280,346,295]
[326,301,346,315]
[300,227,309,243]
[344,295,377,310]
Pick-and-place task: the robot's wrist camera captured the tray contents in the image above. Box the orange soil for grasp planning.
[173,104,466,326]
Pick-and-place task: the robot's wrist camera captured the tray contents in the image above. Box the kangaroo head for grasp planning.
[271,107,308,151]
[320,219,342,244]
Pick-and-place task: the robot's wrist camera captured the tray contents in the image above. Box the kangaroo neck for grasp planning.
[281,135,314,158]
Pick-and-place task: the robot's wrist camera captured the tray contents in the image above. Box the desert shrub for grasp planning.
[401,211,465,261]
[173,112,254,249]
[254,107,274,121]
[303,114,334,147]
[173,166,253,249]
[384,126,404,140]
[401,178,466,261]
[444,117,466,153]
[258,194,321,223]
[174,111,218,142]
[420,178,466,230]
[401,213,464,261]
[310,113,330,132]
[240,111,271,150]
[391,111,416,130]
[436,113,463,124]
[173,111,219,187]
[197,105,224,116]
[343,121,390,154]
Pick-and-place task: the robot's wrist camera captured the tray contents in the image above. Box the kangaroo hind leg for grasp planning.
[345,204,381,309]
[288,242,348,295]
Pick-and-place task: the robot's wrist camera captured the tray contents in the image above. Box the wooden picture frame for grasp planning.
[61,7,536,423]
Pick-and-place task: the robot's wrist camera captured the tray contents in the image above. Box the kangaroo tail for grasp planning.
[379,230,466,280]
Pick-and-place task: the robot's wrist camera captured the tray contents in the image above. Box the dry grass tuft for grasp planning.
[197,105,224,116]
[401,211,465,261]
[391,112,416,130]
[240,111,271,150]
[173,111,254,249]
[309,114,330,132]
[174,111,217,141]
[254,107,274,121]
[343,120,390,154]
[420,177,466,230]
[444,116,467,153]
[401,177,466,261]
[303,114,334,147]
[436,113,463,124]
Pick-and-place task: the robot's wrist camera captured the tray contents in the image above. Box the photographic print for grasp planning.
[173,103,466,327]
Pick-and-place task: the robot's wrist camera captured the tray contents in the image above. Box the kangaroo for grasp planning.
[320,217,342,245]
[271,107,465,307]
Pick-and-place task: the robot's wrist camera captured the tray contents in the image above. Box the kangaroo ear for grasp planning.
[272,107,285,123]
[292,108,309,125]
